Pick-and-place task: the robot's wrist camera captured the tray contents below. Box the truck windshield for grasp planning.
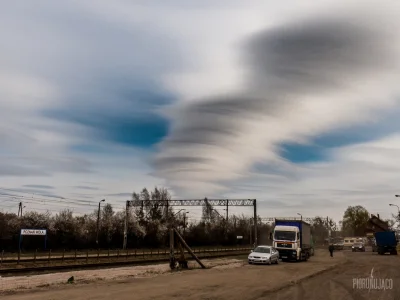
[274,231,296,241]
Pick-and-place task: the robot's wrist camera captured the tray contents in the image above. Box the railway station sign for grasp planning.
[19,228,48,251]
[21,229,47,236]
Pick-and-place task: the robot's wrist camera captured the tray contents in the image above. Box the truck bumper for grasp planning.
[277,249,297,260]
[377,246,397,254]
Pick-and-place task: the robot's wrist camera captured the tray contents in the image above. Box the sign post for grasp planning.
[19,229,47,251]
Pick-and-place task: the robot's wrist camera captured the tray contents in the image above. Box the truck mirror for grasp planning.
[269,233,273,240]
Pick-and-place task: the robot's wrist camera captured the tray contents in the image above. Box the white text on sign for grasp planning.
[20,229,47,236]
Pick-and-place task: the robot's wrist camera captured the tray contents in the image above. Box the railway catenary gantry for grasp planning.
[123,198,257,250]
[127,199,255,207]
[261,217,315,223]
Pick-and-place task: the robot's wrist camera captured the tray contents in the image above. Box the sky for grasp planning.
[1,0,400,224]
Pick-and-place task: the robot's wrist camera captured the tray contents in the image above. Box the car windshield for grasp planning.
[253,247,271,253]
[274,231,296,241]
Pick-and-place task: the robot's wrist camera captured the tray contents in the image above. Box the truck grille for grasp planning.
[277,243,292,248]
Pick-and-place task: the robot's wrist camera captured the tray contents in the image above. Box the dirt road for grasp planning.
[1,249,344,300]
[266,250,400,300]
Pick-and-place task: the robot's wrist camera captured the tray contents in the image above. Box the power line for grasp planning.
[0,187,101,205]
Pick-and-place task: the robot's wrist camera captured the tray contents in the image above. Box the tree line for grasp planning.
[1,187,397,252]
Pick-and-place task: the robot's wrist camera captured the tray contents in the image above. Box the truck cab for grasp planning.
[273,220,311,261]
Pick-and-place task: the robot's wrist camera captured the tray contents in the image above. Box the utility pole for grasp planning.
[183,212,188,237]
[96,199,105,246]
[226,200,229,221]
[123,200,129,250]
[249,218,253,246]
[18,202,23,217]
[253,199,257,247]
[166,199,169,222]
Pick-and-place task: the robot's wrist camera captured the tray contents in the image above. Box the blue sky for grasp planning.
[1,0,400,223]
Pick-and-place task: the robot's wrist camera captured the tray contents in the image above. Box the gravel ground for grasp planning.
[0,249,345,299]
[266,249,400,300]
[0,257,245,293]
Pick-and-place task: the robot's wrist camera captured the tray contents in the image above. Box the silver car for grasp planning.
[248,246,279,265]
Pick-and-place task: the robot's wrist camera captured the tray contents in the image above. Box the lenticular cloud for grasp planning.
[153,2,400,196]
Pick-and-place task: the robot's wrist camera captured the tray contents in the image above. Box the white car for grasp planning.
[248,246,279,265]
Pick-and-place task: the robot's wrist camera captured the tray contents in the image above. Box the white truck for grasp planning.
[273,219,312,262]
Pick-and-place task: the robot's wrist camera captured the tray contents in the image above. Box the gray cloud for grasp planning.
[153,4,400,194]
[0,156,93,177]
[245,18,393,97]
[0,164,50,177]
[74,186,99,191]
[23,185,54,189]
[105,193,132,198]
[3,187,65,199]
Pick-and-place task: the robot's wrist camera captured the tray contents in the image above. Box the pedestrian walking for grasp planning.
[329,243,334,257]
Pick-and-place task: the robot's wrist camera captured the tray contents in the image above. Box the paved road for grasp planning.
[265,250,400,300]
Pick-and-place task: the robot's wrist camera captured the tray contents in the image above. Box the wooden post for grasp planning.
[173,228,206,269]
[177,241,187,269]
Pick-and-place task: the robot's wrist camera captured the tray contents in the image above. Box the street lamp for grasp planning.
[96,199,105,246]
[297,213,302,221]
